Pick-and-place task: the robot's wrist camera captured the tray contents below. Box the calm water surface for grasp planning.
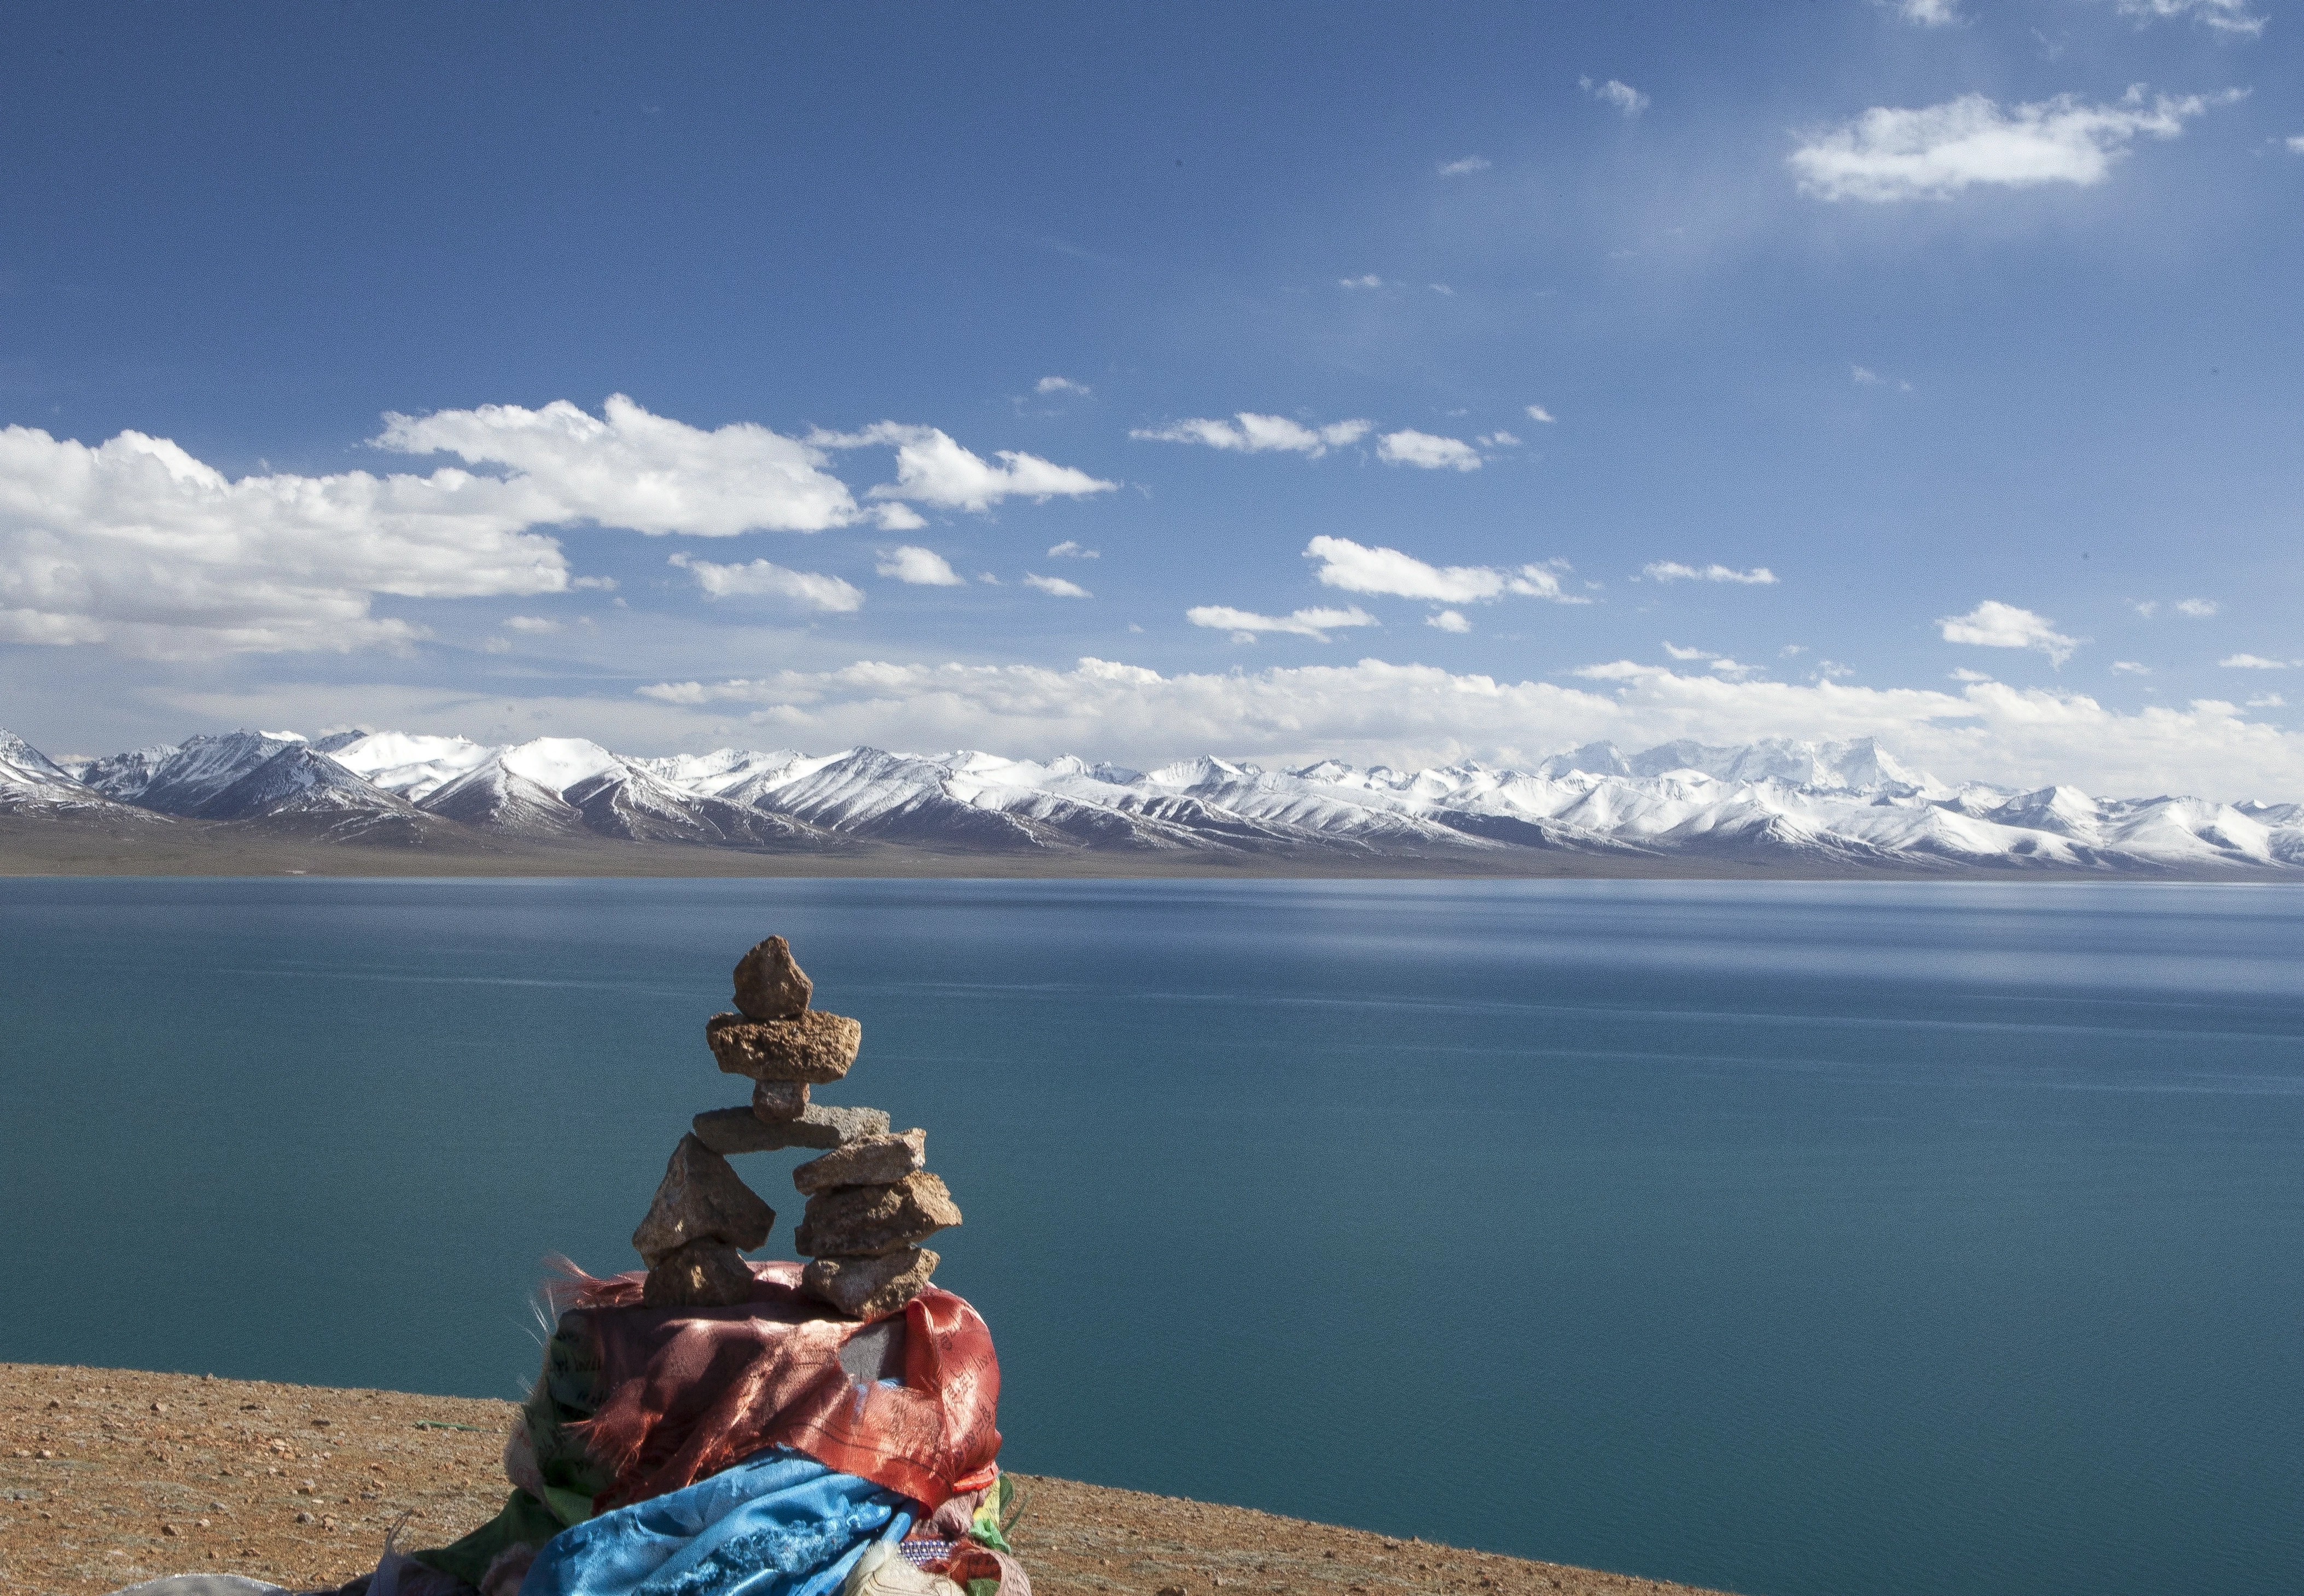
[2,877,2299,1596]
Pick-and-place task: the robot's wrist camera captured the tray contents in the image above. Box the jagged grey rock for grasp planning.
[642,1237,756,1309]
[707,1010,861,1082]
[693,1103,891,1154]
[794,1171,961,1258]
[752,1079,810,1121]
[793,1129,927,1196]
[631,1133,775,1267]
[733,935,813,1021]
[802,1247,939,1320]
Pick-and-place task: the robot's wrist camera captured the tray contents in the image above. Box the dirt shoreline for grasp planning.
[1,1364,1734,1596]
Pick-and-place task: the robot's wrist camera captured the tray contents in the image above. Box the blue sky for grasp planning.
[2,1,2299,794]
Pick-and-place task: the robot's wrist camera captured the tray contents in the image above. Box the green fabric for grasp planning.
[412,1321,616,1580]
[968,1476,1016,1554]
[412,1487,566,1588]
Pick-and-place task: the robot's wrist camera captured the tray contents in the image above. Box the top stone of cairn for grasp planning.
[733,935,813,1021]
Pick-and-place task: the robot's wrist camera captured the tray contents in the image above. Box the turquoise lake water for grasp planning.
[2,877,2299,1596]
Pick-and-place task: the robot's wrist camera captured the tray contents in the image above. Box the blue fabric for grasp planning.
[520,1449,915,1596]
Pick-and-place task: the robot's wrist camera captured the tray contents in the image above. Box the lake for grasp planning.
[2,877,2299,1596]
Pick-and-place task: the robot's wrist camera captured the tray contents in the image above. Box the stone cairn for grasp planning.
[630,935,963,1320]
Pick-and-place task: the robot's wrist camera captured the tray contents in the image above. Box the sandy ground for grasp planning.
[0,1365,1734,1596]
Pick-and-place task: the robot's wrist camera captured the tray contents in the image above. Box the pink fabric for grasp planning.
[550,1260,1002,1513]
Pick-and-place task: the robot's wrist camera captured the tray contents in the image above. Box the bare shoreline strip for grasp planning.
[0,1362,1735,1596]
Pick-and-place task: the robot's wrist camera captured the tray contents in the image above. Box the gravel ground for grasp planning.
[1,1364,1732,1596]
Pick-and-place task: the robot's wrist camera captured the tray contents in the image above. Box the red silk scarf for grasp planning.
[550,1260,1002,1513]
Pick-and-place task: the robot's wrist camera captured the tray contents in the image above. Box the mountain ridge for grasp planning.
[3,723,2298,875]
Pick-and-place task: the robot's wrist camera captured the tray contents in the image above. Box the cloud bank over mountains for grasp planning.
[0,398,1112,656]
[626,655,2304,803]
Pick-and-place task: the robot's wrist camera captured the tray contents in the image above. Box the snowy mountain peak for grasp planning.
[6,723,2295,873]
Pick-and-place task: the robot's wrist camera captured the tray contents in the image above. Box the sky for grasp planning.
[1,1,2300,796]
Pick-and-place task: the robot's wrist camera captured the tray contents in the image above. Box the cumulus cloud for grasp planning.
[1375,429,1482,471]
[1131,413,1373,458]
[2111,661,2152,674]
[1938,600,2082,665]
[1185,604,1376,642]
[2115,0,2265,35]
[630,655,2304,800]
[1580,76,1650,117]
[0,422,571,656]
[1024,573,1092,598]
[1884,0,1964,24]
[502,615,560,634]
[378,394,871,535]
[669,552,864,612]
[2175,597,2220,617]
[806,422,1114,512]
[875,546,966,587]
[1438,156,1492,176]
[1046,540,1098,559]
[2220,653,2290,669]
[1426,609,1471,633]
[1477,430,1521,448]
[1526,405,1557,425]
[1306,535,1582,606]
[1643,562,1779,585]
[1035,376,1092,397]
[2289,135,2304,154]
[1790,86,2238,202]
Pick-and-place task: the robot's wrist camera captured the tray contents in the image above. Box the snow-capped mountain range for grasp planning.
[4,724,2300,872]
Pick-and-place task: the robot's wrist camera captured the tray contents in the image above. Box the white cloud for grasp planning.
[1476,430,1521,448]
[1185,604,1376,642]
[1024,573,1092,598]
[2111,660,2152,674]
[669,552,864,612]
[1853,366,1913,392]
[1306,535,1582,606]
[806,422,1115,512]
[1131,413,1373,458]
[1938,600,2082,665]
[1429,283,1456,296]
[1035,376,1092,397]
[2288,135,2304,154]
[1790,87,2239,202]
[0,421,571,656]
[378,393,877,535]
[1046,540,1099,559]
[1935,603,2082,668]
[1375,429,1482,471]
[1339,275,1386,288]
[2175,597,2220,617]
[1662,642,1713,661]
[2132,601,2160,618]
[1426,609,1471,633]
[1580,76,1650,117]
[2220,653,2290,669]
[1884,0,1964,24]
[1526,405,1558,424]
[630,655,2304,800]
[2249,693,2286,708]
[875,546,967,587]
[2114,0,2265,36]
[502,615,560,634]
[1951,667,1996,681]
[1644,561,1779,586]
[1438,156,1492,176]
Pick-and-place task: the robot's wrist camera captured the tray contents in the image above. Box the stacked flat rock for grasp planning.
[692,935,963,1320]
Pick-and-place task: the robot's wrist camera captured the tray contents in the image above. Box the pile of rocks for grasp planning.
[629,934,963,1320]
